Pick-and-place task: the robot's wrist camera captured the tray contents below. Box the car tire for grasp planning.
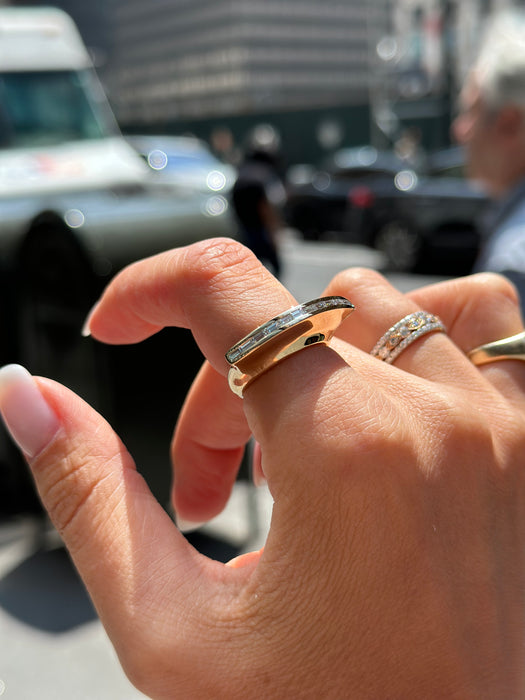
[0,422,43,515]
[3,218,105,516]
[375,220,422,272]
[15,217,112,418]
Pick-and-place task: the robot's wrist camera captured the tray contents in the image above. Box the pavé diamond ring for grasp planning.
[468,330,525,365]
[370,311,446,364]
[225,296,354,398]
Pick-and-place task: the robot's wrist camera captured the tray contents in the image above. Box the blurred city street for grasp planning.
[0,235,448,699]
[0,0,515,696]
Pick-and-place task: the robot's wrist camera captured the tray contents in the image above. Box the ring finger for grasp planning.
[323,268,523,391]
[408,272,525,398]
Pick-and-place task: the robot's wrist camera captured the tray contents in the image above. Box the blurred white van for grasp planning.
[0,7,234,516]
[0,6,149,196]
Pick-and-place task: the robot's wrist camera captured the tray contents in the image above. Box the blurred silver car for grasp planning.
[0,7,236,514]
[127,134,237,194]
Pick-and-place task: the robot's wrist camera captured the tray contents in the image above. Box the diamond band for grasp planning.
[371,311,445,364]
[226,296,354,397]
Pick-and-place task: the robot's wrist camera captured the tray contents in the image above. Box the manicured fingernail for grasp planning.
[174,514,207,534]
[0,364,60,458]
[81,302,98,337]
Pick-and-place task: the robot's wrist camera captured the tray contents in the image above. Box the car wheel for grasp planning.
[375,220,422,272]
[0,422,43,514]
[15,218,111,413]
[6,219,110,516]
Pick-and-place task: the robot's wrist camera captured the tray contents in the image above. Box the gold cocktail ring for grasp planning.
[370,311,446,364]
[468,330,525,365]
[225,296,354,398]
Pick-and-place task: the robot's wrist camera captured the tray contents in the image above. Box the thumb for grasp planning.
[0,365,209,644]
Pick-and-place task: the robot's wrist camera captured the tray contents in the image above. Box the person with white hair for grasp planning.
[453,9,525,303]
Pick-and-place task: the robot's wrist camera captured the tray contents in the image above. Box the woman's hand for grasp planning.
[1,238,525,699]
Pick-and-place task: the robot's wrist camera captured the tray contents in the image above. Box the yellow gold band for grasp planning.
[468,330,525,366]
[225,296,354,398]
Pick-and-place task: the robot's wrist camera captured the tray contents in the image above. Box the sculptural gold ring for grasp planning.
[467,330,525,365]
[225,296,355,398]
[370,310,446,364]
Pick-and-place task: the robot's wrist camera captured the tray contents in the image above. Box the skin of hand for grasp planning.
[1,237,525,699]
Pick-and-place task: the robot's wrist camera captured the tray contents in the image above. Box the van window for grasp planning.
[0,70,118,148]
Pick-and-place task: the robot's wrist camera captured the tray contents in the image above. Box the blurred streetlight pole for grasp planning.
[366,2,399,148]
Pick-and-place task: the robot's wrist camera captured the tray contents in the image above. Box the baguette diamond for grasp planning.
[225,296,355,397]
[226,296,354,365]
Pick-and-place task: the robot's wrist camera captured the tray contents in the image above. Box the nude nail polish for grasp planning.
[174,514,207,534]
[0,364,60,458]
[81,303,97,337]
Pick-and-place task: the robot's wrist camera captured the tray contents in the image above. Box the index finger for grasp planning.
[85,238,297,376]
[86,239,300,525]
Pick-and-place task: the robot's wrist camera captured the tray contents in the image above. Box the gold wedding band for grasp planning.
[370,311,446,364]
[225,296,354,398]
[468,330,525,365]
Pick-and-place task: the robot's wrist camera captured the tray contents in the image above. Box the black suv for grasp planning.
[344,146,489,274]
[284,145,489,275]
[284,146,406,241]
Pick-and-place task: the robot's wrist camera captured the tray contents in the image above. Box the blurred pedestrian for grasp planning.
[209,125,241,167]
[231,124,286,278]
[453,9,525,304]
[394,126,426,170]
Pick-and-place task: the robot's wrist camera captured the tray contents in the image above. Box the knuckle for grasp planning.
[469,271,521,308]
[181,237,261,290]
[328,266,388,294]
[440,272,523,346]
[319,385,410,470]
[417,388,495,471]
[178,237,280,316]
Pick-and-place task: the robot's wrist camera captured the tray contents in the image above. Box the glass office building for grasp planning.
[106,0,390,125]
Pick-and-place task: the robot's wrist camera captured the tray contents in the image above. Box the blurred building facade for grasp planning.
[106,1,390,126]
[7,0,525,158]
[391,2,525,98]
[390,0,517,97]
[9,0,390,122]
[368,0,525,148]
[9,0,393,162]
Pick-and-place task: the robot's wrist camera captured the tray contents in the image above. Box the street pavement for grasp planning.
[0,485,273,700]
[0,236,448,699]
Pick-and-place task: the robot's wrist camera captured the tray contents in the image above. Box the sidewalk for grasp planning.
[0,479,272,700]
